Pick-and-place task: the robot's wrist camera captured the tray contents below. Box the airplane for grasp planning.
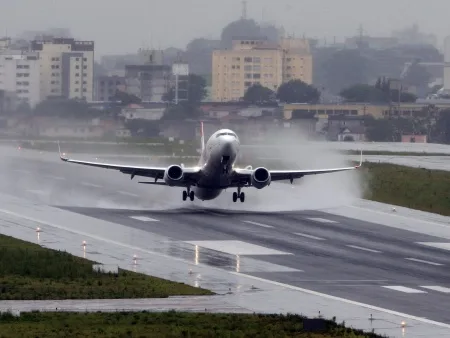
[59,122,363,203]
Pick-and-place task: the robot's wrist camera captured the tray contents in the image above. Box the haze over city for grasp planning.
[1,0,450,56]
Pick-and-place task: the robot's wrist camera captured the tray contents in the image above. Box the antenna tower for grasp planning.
[241,1,247,20]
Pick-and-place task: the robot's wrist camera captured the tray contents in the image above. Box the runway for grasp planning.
[1,145,450,337]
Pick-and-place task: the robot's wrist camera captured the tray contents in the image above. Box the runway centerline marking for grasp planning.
[118,191,140,197]
[405,258,443,266]
[81,182,102,188]
[45,175,65,180]
[294,232,325,240]
[382,286,427,294]
[185,240,292,256]
[420,286,450,293]
[346,245,381,253]
[243,220,273,228]
[130,216,159,222]
[306,217,337,224]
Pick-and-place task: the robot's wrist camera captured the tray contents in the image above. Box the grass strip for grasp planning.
[0,311,386,338]
[0,234,213,300]
[362,162,450,216]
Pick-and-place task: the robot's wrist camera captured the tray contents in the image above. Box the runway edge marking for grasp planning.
[0,207,449,330]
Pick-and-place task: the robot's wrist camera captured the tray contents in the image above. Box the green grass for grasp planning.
[0,234,213,300]
[0,311,386,338]
[362,162,450,216]
[346,150,450,156]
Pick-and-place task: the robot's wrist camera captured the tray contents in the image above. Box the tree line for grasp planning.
[243,80,320,104]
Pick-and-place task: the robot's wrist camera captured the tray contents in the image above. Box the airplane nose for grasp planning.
[222,139,236,155]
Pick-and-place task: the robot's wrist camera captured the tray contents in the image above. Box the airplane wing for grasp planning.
[233,150,363,185]
[58,143,201,185]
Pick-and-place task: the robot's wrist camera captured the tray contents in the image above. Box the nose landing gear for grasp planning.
[232,187,245,203]
[182,188,194,201]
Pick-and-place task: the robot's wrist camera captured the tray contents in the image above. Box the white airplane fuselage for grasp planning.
[192,129,240,200]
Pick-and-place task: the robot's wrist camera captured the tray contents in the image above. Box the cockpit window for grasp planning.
[216,132,237,138]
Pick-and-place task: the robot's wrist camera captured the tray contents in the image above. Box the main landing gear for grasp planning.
[232,187,245,203]
[182,188,194,201]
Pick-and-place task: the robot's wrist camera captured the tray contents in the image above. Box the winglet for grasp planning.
[356,149,363,168]
[58,141,68,161]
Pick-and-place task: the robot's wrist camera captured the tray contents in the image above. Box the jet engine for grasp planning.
[251,167,271,189]
[164,165,184,185]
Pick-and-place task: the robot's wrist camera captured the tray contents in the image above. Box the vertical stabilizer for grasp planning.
[200,121,205,153]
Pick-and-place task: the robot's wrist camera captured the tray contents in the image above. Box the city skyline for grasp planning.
[1,0,450,57]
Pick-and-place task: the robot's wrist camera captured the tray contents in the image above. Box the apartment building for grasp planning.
[31,38,94,102]
[211,37,313,102]
[94,75,126,101]
[125,64,171,102]
[0,51,41,108]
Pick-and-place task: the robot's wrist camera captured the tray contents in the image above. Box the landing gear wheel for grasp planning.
[239,192,245,203]
[182,191,187,201]
[189,191,195,201]
[232,192,238,202]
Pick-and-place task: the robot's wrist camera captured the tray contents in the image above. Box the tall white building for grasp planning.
[31,38,94,102]
[0,51,41,108]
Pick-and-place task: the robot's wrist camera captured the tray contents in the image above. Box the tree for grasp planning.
[340,84,386,103]
[433,109,450,144]
[276,80,320,104]
[243,84,274,104]
[185,38,220,75]
[187,74,207,104]
[403,62,431,87]
[322,49,371,94]
[162,87,175,103]
[340,78,417,104]
[33,98,92,118]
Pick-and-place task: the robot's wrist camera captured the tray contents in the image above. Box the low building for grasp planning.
[284,102,450,120]
[120,103,166,120]
[326,115,366,142]
[401,134,427,143]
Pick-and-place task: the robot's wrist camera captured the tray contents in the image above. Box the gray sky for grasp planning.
[1,0,449,57]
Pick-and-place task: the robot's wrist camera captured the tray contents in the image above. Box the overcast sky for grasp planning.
[1,0,449,57]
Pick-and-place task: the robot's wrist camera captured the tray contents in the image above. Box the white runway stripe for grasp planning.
[420,286,450,293]
[294,232,325,241]
[130,216,159,222]
[382,286,427,294]
[118,191,139,197]
[405,258,443,266]
[45,175,65,180]
[306,217,337,224]
[185,240,292,256]
[81,182,102,188]
[346,245,381,253]
[243,220,273,228]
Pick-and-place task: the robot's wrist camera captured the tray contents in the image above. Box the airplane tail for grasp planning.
[200,121,205,153]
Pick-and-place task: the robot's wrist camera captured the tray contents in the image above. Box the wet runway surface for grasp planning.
[57,205,450,324]
[1,147,450,336]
